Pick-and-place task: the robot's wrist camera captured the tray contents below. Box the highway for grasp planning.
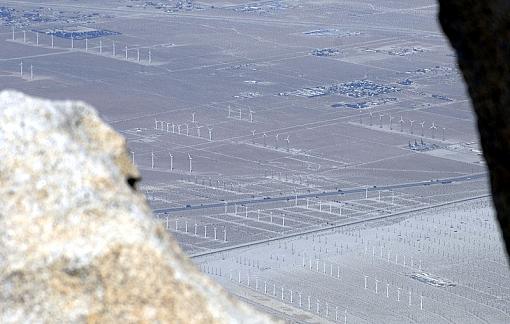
[153,172,487,214]
[189,193,490,259]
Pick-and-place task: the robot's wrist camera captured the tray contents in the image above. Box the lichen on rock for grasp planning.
[0,90,273,323]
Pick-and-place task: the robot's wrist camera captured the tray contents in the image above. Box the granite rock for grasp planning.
[0,90,274,323]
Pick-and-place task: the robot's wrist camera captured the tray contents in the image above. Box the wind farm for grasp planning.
[0,0,507,323]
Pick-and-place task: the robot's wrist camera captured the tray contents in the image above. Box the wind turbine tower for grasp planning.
[430,122,438,139]
[188,153,193,173]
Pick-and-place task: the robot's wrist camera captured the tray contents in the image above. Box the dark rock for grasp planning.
[438,0,510,260]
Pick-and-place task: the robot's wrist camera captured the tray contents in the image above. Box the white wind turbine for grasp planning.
[409,120,415,134]
[430,121,438,139]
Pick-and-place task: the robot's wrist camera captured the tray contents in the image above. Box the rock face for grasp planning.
[0,90,273,323]
[438,0,510,259]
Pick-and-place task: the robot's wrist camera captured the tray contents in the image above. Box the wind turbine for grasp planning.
[188,153,193,173]
[249,109,254,123]
[51,34,54,48]
[196,125,203,137]
[389,114,394,130]
[99,39,102,54]
[379,114,384,128]
[148,49,152,64]
[399,115,405,132]
[285,135,290,152]
[208,127,213,141]
[151,151,155,169]
[263,133,267,146]
[23,30,26,43]
[137,48,140,62]
[19,60,23,77]
[191,112,196,123]
[420,121,425,137]
[71,35,74,49]
[409,120,415,134]
[169,153,174,171]
[251,130,256,144]
[125,45,128,60]
[239,108,242,120]
[177,124,181,134]
[172,123,176,133]
[442,127,446,141]
[85,37,88,51]
[185,123,189,136]
[275,134,279,148]
[430,122,438,139]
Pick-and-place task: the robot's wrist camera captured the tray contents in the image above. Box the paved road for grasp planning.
[153,172,487,214]
[189,193,489,259]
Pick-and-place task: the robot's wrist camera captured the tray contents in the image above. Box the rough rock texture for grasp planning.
[438,0,510,260]
[0,90,274,323]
